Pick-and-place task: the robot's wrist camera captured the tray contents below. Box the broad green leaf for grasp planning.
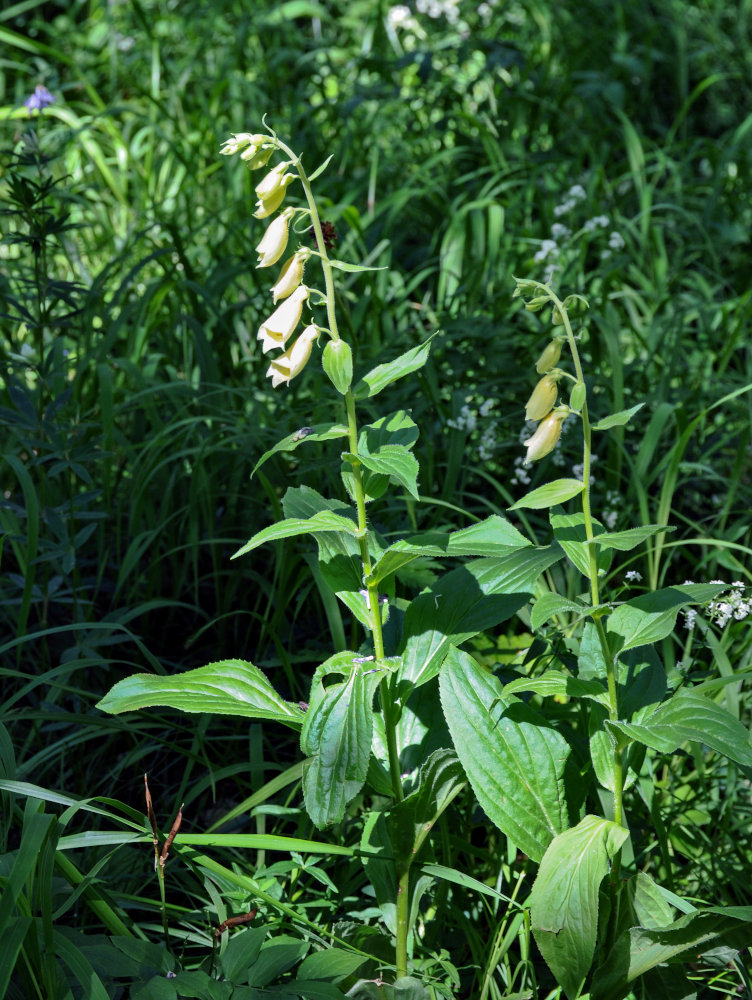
[508,478,584,511]
[530,815,628,999]
[232,508,359,560]
[591,402,644,430]
[631,871,675,930]
[550,510,612,579]
[353,335,438,399]
[608,688,752,767]
[503,671,608,706]
[606,584,726,653]
[247,937,309,987]
[367,516,531,587]
[591,906,752,999]
[400,546,563,689]
[301,653,383,828]
[95,660,304,729]
[297,948,368,983]
[531,592,594,629]
[220,926,267,982]
[440,646,571,862]
[356,445,419,500]
[251,423,348,478]
[585,524,675,552]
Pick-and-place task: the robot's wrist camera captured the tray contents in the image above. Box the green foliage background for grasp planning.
[1,0,751,997]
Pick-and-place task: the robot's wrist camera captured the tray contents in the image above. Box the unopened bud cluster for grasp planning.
[220,131,321,388]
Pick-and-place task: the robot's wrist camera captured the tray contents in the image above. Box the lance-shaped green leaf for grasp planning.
[508,478,584,511]
[591,906,752,1000]
[95,660,304,730]
[584,523,675,552]
[352,446,419,500]
[390,749,466,871]
[531,592,599,629]
[251,423,349,478]
[367,516,531,587]
[608,688,752,768]
[550,510,612,579]
[400,546,562,690]
[591,402,644,431]
[530,815,629,999]
[232,508,359,560]
[606,583,726,653]
[301,653,383,828]
[503,671,609,707]
[353,334,438,399]
[440,646,571,863]
[282,487,389,628]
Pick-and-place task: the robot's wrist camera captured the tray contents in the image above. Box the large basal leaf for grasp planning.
[400,545,562,690]
[530,815,629,1000]
[96,660,304,730]
[591,906,752,1000]
[353,334,437,399]
[608,688,752,768]
[367,516,531,587]
[606,583,725,653]
[440,645,571,862]
[301,653,383,828]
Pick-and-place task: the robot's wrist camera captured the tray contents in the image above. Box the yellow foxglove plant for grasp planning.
[98,131,752,999]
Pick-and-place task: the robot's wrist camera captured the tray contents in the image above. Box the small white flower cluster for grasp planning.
[554,184,587,218]
[601,489,621,530]
[447,398,500,461]
[416,0,461,20]
[682,580,751,630]
[572,453,597,485]
[625,570,642,583]
[708,581,751,627]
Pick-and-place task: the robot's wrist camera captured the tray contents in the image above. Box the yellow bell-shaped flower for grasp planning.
[266,325,319,388]
[257,285,309,354]
[525,372,562,421]
[256,208,295,269]
[524,408,569,463]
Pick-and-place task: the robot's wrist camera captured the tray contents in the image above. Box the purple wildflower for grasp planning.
[24,85,56,113]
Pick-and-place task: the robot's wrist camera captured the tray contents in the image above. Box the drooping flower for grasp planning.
[524,408,569,463]
[271,249,310,303]
[253,163,295,218]
[266,325,319,388]
[257,285,309,353]
[525,371,562,421]
[256,208,295,268]
[535,337,564,374]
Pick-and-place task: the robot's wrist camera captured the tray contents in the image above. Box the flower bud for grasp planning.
[256,208,294,268]
[258,285,309,353]
[270,249,310,303]
[524,408,569,464]
[220,133,274,170]
[266,324,319,388]
[525,372,562,421]
[535,337,564,374]
[569,380,586,411]
[322,338,353,394]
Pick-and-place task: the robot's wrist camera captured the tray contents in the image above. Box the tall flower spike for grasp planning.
[266,325,319,388]
[258,285,309,354]
[256,208,295,268]
[524,408,569,463]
